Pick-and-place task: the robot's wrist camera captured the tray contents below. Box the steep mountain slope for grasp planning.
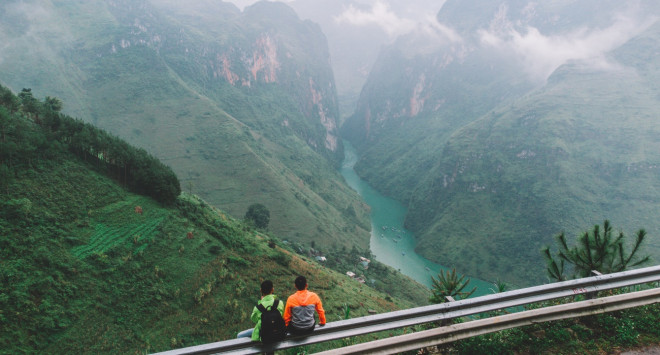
[342,0,660,285]
[341,0,538,201]
[0,0,368,250]
[411,53,660,284]
[0,90,428,354]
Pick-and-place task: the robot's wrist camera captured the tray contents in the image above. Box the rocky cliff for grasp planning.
[0,0,366,250]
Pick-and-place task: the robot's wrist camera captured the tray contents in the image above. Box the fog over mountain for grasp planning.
[228,0,660,285]
[0,0,373,253]
[476,3,657,83]
[227,1,657,116]
[6,1,660,353]
[226,0,447,117]
[343,0,660,285]
[3,0,660,287]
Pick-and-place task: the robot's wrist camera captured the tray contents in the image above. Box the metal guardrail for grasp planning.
[151,265,660,355]
[316,287,660,355]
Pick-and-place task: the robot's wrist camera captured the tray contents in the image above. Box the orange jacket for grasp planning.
[283,289,326,328]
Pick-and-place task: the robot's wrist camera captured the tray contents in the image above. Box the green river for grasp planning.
[340,140,491,296]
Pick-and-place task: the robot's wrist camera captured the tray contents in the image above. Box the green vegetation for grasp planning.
[439,221,658,354]
[244,203,271,229]
[3,2,660,352]
[543,220,650,282]
[0,88,424,354]
[320,245,430,305]
[429,268,476,304]
[344,18,660,287]
[446,220,656,353]
[0,0,369,256]
[0,85,181,205]
[422,227,658,354]
[448,293,660,355]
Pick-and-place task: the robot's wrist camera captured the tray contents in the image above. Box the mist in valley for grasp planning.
[2,0,660,287]
[5,1,660,353]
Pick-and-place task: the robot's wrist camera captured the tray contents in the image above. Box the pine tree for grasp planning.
[429,267,476,303]
[542,220,650,282]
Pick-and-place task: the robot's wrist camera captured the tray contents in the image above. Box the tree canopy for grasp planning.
[0,85,181,205]
[244,203,270,229]
[542,220,650,282]
[429,267,476,304]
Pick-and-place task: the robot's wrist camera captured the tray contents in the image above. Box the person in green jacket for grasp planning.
[237,280,285,341]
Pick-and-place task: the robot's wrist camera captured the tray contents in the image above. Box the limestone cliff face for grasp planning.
[211,1,340,156]
[0,0,361,252]
[101,0,340,156]
[341,0,660,285]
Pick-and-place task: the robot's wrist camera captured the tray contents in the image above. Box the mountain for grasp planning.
[285,0,449,120]
[0,0,369,252]
[0,87,429,353]
[342,0,660,285]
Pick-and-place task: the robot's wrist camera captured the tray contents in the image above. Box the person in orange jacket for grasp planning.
[283,275,326,335]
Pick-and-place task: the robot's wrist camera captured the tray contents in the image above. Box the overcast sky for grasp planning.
[226,0,657,84]
[478,3,658,83]
[228,0,446,38]
[220,0,658,92]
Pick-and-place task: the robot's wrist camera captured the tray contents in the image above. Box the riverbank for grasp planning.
[340,140,491,295]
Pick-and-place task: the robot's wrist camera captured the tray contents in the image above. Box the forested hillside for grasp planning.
[342,0,660,286]
[0,86,429,354]
[0,0,369,252]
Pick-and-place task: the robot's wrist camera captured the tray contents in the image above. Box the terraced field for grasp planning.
[73,197,169,259]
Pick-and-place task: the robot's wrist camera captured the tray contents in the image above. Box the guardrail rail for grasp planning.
[151,265,660,355]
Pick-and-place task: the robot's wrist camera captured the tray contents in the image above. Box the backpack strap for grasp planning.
[256,299,279,313]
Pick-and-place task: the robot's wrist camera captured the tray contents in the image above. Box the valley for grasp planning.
[341,0,660,286]
[341,140,492,294]
[3,0,660,353]
[2,0,660,291]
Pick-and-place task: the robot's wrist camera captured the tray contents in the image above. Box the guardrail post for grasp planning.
[440,296,456,326]
[586,270,603,299]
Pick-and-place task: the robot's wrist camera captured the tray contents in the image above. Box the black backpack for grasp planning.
[256,299,286,343]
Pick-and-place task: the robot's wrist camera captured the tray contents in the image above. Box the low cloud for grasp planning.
[479,5,658,83]
[334,0,459,44]
[227,0,295,11]
[419,16,462,43]
[334,1,417,37]
[0,2,67,68]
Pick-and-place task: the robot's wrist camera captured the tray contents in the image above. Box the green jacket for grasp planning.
[250,294,285,341]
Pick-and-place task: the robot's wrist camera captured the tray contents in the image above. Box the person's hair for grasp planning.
[294,276,307,291]
[261,280,274,295]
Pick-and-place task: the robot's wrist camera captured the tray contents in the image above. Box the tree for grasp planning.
[43,96,63,113]
[42,96,63,130]
[18,88,40,120]
[490,279,509,294]
[429,267,476,304]
[542,220,650,282]
[0,164,12,194]
[0,106,10,144]
[0,86,20,114]
[244,203,270,229]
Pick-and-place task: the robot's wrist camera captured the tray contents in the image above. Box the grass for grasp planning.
[0,150,423,354]
[0,0,369,262]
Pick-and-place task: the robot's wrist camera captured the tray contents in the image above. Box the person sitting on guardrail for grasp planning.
[237,280,285,342]
[283,275,326,335]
